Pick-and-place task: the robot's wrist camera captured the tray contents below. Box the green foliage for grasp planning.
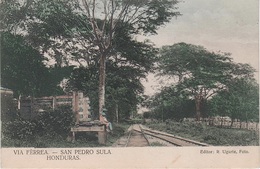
[2,119,37,140]
[1,0,179,67]
[2,106,75,142]
[154,42,257,120]
[0,0,180,116]
[36,106,75,137]
[0,0,179,122]
[1,91,17,121]
[150,142,165,147]
[148,86,195,121]
[0,0,31,32]
[2,121,130,148]
[65,42,156,121]
[146,121,259,146]
[209,78,259,122]
[1,32,48,97]
[159,43,234,80]
[0,32,72,97]
[143,112,150,119]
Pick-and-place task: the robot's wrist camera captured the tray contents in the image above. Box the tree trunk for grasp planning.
[220,117,223,128]
[30,96,34,119]
[99,54,106,119]
[246,112,248,129]
[18,94,21,110]
[116,103,119,123]
[195,96,201,121]
[161,107,164,122]
[230,119,234,128]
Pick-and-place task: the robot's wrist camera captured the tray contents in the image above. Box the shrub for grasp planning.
[2,118,37,139]
[150,142,165,146]
[1,92,17,122]
[2,106,75,141]
[36,105,75,137]
[143,112,150,119]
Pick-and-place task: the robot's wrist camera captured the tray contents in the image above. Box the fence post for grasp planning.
[52,96,57,110]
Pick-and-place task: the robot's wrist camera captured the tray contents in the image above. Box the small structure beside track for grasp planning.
[70,91,107,145]
[71,125,107,144]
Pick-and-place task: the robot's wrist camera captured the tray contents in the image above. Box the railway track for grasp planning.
[138,125,209,146]
[113,124,209,147]
[125,124,150,147]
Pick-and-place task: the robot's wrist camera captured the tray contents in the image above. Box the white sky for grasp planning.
[142,0,259,96]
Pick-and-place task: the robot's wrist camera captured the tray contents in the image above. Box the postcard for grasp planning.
[1,0,259,168]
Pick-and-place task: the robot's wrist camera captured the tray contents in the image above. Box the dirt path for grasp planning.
[126,129,149,147]
[112,124,172,147]
[112,124,149,147]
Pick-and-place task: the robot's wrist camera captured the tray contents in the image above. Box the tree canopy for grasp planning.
[148,85,194,121]
[0,32,73,97]
[153,42,257,120]
[66,31,157,121]
[0,0,181,117]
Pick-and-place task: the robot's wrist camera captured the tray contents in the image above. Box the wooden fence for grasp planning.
[19,95,73,119]
[183,118,259,131]
[19,92,91,121]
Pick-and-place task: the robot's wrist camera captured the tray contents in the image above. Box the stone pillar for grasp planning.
[98,131,107,145]
[73,91,79,125]
[72,132,75,143]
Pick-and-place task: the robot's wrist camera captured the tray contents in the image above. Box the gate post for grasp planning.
[98,130,107,145]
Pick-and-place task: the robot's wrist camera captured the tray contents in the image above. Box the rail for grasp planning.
[125,125,133,147]
[125,124,150,147]
[139,125,209,147]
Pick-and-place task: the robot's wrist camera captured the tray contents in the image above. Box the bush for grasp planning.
[143,112,150,119]
[36,106,75,137]
[2,106,75,140]
[2,119,37,139]
[1,92,17,122]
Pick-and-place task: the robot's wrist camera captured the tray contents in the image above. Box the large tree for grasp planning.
[66,31,158,121]
[66,62,145,121]
[1,32,48,97]
[158,43,256,120]
[0,0,180,117]
[0,32,73,97]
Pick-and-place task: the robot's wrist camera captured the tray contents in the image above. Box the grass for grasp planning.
[145,120,259,146]
[1,123,130,148]
[150,142,166,147]
[3,120,258,147]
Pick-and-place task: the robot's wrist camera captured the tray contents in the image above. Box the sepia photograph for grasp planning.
[1,0,259,168]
